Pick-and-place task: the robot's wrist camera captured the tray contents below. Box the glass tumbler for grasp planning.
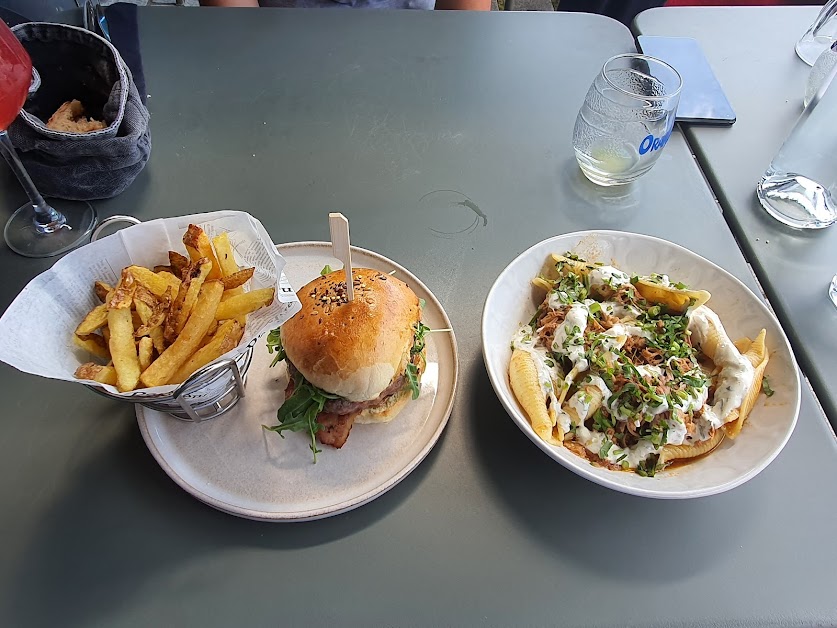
[757,60,837,229]
[797,0,837,66]
[572,54,682,187]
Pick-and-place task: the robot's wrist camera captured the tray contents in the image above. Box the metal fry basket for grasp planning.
[88,345,254,422]
[85,215,256,422]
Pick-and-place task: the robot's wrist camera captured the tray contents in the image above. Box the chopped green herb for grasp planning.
[762,377,775,397]
[673,281,688,290]
[320,264,333,276]
[599,439,614,459]
[418,298,426,310]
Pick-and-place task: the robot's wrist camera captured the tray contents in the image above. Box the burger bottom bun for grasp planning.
[355,386,413,425]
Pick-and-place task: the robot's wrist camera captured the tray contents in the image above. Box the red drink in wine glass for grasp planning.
[0,21,96,258]
[0,28,31,131]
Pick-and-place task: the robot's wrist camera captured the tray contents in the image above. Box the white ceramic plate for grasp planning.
[482,231,800,499]
[138,243,458,521]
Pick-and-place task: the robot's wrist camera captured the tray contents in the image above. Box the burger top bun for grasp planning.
[280,268,421,402]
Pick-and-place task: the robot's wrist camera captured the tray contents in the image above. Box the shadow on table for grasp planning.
[466,359,761,585]
[6,397,439,627]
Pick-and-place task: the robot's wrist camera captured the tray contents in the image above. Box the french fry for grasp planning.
[168,320,242,384]
[212,232,239,277]
[94,281,112,303]
[175,259,212,336]
[134,286,157,309]
[75,304,109,336]
[140,281,225,388]
[74,362,118,386]
[108,307,141,392]
[204,318,219,338]
[164,260,211,342]
[138,336,154,371]
[128,266,181,299]
[73,333,110,361]
[108,269,136,310]
[169,251,190,279]
[214,287,275,320]
[135,287,171,342]
[183,224,221,280]
[220,267,255,291]
[135,299,167,353]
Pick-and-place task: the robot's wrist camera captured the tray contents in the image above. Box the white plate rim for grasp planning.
[137,241,459,521]
[481,230,801,499]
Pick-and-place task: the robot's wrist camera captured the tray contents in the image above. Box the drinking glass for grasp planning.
[797,0,837,66]
[757,60,837,230]
[0,21,96,258]
[572,53,682,187]
[830,274,837,307]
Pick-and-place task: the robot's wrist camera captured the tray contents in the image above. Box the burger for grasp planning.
[264,267,428,459]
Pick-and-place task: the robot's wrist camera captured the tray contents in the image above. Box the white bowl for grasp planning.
[481,231,800,499]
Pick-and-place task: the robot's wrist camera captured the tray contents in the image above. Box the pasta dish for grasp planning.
[509,253,768,476]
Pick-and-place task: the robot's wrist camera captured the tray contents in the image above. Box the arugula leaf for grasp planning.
[320,264,333,276]
[762,377,775,397]
[262,372,339,462]
[266,327,286,367]
[406,362,421,400]
[412,321,431,356]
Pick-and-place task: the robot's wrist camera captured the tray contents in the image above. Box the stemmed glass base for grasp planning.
[0,128,97,258]
[4,198,96,257]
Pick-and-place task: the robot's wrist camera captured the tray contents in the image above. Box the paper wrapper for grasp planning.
[0,210,302,398]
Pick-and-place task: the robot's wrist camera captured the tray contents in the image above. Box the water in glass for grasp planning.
[573,54,681,186]
[758,62,837,229]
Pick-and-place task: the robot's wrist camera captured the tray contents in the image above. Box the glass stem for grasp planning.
[0,130,66,232]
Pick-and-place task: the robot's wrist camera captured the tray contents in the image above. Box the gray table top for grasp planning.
[1,8,836,627]
[635,5,837,428]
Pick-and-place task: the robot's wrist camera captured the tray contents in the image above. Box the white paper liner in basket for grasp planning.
[0,210,302,398]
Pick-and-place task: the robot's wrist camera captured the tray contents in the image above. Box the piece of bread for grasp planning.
[46,100,107,133]
[281,268,421,402]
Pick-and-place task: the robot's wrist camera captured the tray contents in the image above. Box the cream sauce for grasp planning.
[688,306,755,428]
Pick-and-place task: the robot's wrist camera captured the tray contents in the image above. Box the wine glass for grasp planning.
[0,21,96,258]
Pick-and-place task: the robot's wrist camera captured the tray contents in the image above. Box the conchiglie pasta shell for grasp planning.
[695,315,725,363]
[724,329,769,439]
[531,276,553,292]
[659,429,725,465]
[509,349,563,446]
[565,384,604,424]
[634,280,711,314]
[551,253,596,278]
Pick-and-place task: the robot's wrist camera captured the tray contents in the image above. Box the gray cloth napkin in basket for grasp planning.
[7,22,151,201]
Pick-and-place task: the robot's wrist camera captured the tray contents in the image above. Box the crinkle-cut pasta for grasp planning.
[634,279,711,314]
[660,428,725,464]
[565,384,604,424]
[724,329,769,439]
[509,349,564,446]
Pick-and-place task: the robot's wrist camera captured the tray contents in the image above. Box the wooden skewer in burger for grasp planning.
[263,214,428,461]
